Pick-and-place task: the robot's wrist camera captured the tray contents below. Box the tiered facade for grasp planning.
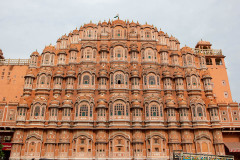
[3,19,237,159]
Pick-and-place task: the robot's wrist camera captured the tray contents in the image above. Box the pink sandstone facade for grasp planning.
[0,19,239,160]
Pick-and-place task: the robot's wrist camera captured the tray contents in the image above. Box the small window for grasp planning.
[222,111,226,115]
[80,147,84,152]
[222,80,226,86]
[224,92,228,98]
[233,111,237,115]
[206,58,212,65]
[215,58,222,65]
[155,148,159,152]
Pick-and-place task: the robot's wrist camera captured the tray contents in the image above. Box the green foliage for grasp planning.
[0,144,5,160]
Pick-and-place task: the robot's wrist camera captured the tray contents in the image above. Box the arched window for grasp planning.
[116,48,122,58]
[41,107,45,116]
[197,106,203,117]
[40,75,46,84]
[145,30,151,39]
[80,105,88,116]
[192,76,197,86]
[149,76,156,85]
[206,58,212,65]
[115,29,122,37]
[187,55,192,66]
[83,75,90,84]
[114,103,124,116]
[215,58,222,65]
[34,106,40,116]
[45,54,50,64]
[151,105,159,116]
[115,74,124,84]
[147,50,152,59]
[113,46,125,60]
[85,49,92,58]
[87,30,92,38]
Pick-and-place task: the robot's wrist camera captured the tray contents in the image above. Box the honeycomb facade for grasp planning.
[0,19,238,159]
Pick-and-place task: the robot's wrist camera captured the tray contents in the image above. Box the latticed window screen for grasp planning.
[83,75,90,84]
[116,49,122,58]
[114,104,124,116]
[157,76,160,85]
[149,76,155,85]
[80,105,88,116]
[146,105,149,117]
[187,55,192,65]
[86,49,91,58]
[34,106,40,116]
[144,76,147,85]
[151,105,159,116]
[192,76,197,86]
[197,106,203,117]
[115,74,124,84]
[41,107,45,116]
[160,106,163,117]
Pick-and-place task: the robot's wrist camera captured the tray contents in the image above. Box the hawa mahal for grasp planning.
[0,18,239,160]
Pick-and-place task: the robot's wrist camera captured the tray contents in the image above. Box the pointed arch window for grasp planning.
[187,55,192,66]
[80,105,88,116]
[83,75,90,84]
[34,106,40,116]
[115,74,124,84]
[114,103,124,116]
[197,106,203,117]
[151,105,159,116]
[149,76,156,85]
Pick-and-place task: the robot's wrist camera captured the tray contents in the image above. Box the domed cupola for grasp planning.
[62,94,73,108]
[25,69,36,78]
[208,99,217,109]
[131,94,141,106]
[49,97,61,108]
[178,98,188,108]
[202,70,212,79]
[173,70,183,78]
[165,95,176,108]
[54,67,64,78]
[97,99,107,108]
[30,50,39,57]
[19,97,28,108]
[66,65,76,78]
[162,68,171,78]
[29,50,39,67]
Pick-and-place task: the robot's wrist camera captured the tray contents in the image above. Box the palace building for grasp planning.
[0,19,239,160]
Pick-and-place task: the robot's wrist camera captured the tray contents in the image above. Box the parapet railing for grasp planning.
[0,59,30,65]
[192,48,222,56]
[173,150,234,160]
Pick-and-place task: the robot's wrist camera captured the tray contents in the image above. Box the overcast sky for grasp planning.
[0,0,239,102]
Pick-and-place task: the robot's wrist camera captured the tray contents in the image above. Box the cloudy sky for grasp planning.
[0,0,239,102]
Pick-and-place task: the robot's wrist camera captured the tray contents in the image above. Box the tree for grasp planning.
[0,143,4,160]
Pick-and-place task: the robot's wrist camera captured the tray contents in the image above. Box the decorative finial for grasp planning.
[90,20,92,23]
